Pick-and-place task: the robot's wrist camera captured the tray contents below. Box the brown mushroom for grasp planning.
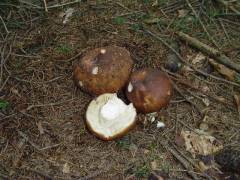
[73,46,133,95]
[86,93,137,141]
[126,68,173,113]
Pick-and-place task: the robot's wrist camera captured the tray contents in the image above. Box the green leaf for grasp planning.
[113,17,126,25]
[130,23,142,31]
[0,100,9,110]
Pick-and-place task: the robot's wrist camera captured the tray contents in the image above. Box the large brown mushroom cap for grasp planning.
[73,46,133,95]
[126,68,173,113]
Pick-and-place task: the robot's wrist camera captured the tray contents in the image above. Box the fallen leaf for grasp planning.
[209,59,237,81]
[152,0,158,6]
[129,143,138,157]
[192,53,206,65]
[37,121,44,135]
[151,161,158,170]
[180,129,223,157]
[143,149,150,154]
[202,98,210,107]
[234,94,240,115]
[178,9,188,18]
[201,86,210,93]
[63,163,70,174]
[175,133,185,147]
[59,8,75,24]
[199,122,209,131]
[10,87,21,97]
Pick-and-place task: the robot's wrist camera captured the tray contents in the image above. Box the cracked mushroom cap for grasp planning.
[126,68,173,113]
[73,46,133,95]
[86,93,137,141]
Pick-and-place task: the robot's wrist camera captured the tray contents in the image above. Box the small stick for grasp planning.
[172,81,203,117]
[25,168,53,180]
[218,19,231,44]
[159,141,199,180]
[43,0,48,12]
[185,0,219,48]
[215,0,240,14]
[177,31,240,73]
[0,15,9,34]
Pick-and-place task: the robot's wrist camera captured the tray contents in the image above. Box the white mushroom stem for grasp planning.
[100,95,127,122]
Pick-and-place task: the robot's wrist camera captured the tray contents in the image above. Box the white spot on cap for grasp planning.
[92,67,98,75]
[167,90,171,96]
[128,82,133,92]
[79,81,83,87]
[100,49,106,54]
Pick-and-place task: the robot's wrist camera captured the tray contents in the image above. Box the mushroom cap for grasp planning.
[126,68,173,113]
[86,93,137,141]
[73,46,133,95]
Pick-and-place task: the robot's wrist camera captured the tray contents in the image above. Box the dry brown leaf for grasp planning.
[202,98,210,107]
[59,8,75,24]
[192,53,206,65]
[151,160,158,170]
[178,9,188,18]
[63,163,70,174]
[209,59,237,81]
[37,121,44,135]
[180,129,223,157]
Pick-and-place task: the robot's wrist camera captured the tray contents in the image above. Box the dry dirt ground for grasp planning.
[0,0,240,179]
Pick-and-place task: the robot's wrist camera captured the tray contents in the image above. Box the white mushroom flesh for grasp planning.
[86,93,136,138]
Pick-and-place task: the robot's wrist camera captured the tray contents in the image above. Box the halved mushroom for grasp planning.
[73,46,133,95]
[86,93,137,141]
[126,68,173,113]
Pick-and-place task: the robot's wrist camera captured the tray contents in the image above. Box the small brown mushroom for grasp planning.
[73,46,133,95]
[86,93,137,141]
[126,68,173,113]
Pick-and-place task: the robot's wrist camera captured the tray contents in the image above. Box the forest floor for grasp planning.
[0,0,240,179]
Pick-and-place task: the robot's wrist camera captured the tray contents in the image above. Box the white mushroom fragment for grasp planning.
[86,93,137,141]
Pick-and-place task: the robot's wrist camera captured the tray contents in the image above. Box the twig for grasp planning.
[46,0,82,9]
[159,141,199,180]
[0,16,9,34]
[142,29,240,88]
[24,168,53,180]
[43,0,48,12]
[215,0,240,14]
[177,31,240,73]
[18,130,41,150]
[171,80,203,117]
[26,98,75,111]
[20,0,81,10]
[218,18,231,44]
[185,0,219,48]
[17,130,60,151]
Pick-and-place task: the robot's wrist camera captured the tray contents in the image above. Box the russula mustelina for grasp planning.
[73,46,133,95]
[86,93,137,141]
[126,68,173,113]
